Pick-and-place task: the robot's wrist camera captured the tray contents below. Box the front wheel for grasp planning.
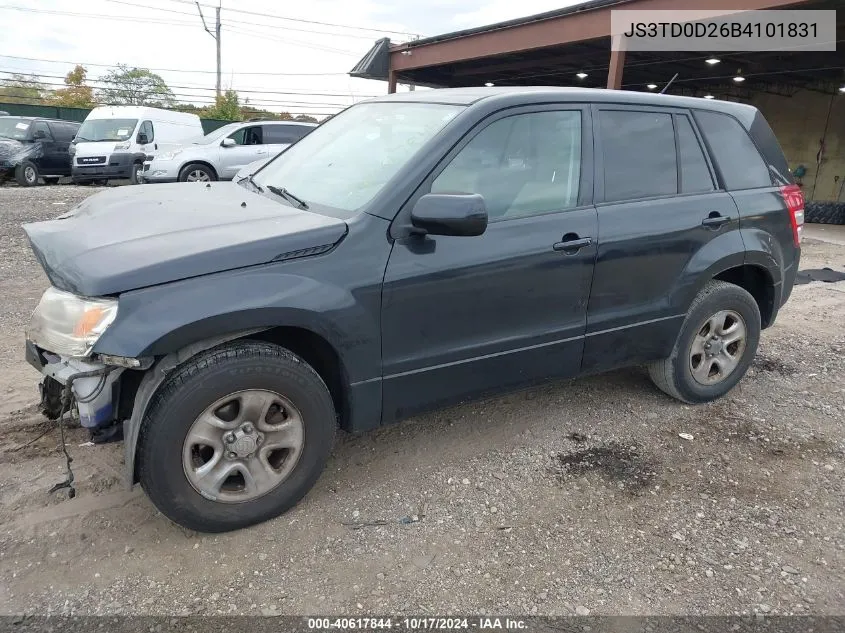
[130,162,143,185]
[179,163,217,183]
[15,161,39,186]
[137,341,336,533]
[648,280,761,403]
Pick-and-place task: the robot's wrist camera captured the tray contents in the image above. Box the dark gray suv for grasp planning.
[23,87,802,532]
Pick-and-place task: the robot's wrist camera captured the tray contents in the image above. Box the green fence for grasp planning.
[0,102,231,134]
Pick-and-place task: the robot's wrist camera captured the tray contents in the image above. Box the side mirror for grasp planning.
[137,133,149,145]
[221,137,236,148]
[410,193,488,237]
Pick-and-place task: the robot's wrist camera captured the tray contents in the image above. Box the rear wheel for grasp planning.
[179,163,217,182]
[15,161,39,186]
[137,341,336,533]
[648,280,761,403]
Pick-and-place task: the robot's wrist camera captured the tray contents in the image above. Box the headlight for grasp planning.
[114,142,130,151]
[156,150,181,161]
[26,287,118,357]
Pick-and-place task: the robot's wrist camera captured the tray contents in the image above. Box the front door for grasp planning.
[219,125,267,179]
[381,106,598,422]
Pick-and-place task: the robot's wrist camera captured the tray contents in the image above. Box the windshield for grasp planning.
[191,123,242,145]
[75,118,138,142]
[0,117,31,140]
[252,102,463,216]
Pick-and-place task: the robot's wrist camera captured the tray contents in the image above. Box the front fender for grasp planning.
[93,262,382,384]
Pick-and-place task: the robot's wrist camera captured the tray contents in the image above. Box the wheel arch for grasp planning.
[712,264,776,329]
[178,160,218,180]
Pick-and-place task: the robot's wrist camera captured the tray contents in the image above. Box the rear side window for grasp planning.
[600,110,677,202]
[263,125,299,144]
[47,122,74,142]
[693,110,771,190]
[676,115,715,194]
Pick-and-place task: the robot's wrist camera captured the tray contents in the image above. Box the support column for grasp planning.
[607,35,626,90]
[388,69,397,94]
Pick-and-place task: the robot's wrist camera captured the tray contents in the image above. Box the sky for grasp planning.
[0,0,586,119]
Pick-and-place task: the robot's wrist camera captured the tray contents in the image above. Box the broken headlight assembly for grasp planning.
[26,287,118,357]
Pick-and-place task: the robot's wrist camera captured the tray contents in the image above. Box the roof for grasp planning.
[399,0,630,49]
[364,86,758,118]
[0,115,78,123]
[350,0,633,81]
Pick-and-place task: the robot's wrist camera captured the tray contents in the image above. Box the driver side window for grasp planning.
[431,111,582,221]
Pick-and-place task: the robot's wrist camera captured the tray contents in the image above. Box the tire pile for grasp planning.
[804,201,845,225]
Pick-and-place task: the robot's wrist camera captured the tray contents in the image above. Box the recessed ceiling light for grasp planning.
[704,94,715,99]
[705,57,720,65]
[484,82,494,87]
[576,72,588,79]
[647,83,658,90]
[733,75,746,83]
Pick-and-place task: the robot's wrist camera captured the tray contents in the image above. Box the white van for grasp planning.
[71,106,202,184]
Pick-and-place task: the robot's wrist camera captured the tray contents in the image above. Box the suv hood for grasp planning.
[23,182,347,296]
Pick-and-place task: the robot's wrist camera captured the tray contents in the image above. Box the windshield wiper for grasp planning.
[266,185,309,210]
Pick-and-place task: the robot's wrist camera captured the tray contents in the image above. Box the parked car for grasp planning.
[0,116,80,186]
[0,110,9,116]
[141,120,316,183]
[72,106,202,185]
[23,87,802,533]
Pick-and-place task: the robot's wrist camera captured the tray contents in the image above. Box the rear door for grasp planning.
[583,105,742,372]
[31,121,61,173]
[381,106,598,421]
[262,124,298,156]
[46,121,74,175]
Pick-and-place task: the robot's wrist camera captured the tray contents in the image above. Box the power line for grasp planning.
[0,71,381,99]
[104,0,390,41]
[0,4,200,26]
[0,54,350,76]
[156,0,419,37]
[223,26,362,56]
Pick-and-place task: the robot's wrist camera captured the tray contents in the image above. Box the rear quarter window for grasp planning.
[693,110,772,190]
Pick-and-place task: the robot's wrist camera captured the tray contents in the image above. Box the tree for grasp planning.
[293,114,318,123]
[97,64,175,106]
[51,65,96,108]
[0,73,49,105]
[206,89,241,120]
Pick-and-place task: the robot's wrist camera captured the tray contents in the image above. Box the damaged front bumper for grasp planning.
[25,340,123,429]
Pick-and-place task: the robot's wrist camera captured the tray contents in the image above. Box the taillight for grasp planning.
[781,184,804,247]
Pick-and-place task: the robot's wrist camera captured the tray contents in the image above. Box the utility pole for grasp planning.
[196,1,222,98]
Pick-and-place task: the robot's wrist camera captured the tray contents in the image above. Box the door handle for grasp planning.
[701,213,731,229]
[553,235,593,254]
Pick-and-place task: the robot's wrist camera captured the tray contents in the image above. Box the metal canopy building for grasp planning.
[351,0,845,202]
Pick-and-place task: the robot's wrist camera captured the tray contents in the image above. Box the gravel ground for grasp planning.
[0,184,843,617]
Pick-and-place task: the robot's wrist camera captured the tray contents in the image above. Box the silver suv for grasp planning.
[141,120,316,183]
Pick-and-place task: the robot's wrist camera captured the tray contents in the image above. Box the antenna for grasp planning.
[660,73,679,94]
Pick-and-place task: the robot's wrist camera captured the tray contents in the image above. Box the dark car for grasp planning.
[0,116,80,186]
[22,88,802,532]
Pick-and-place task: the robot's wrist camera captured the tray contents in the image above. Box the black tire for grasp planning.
[15,161,39,187]
[137,340,336,533]
[130,162,143,185]
[804,201,845,225]
[648,280,761,404]
[178,162,217,183]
